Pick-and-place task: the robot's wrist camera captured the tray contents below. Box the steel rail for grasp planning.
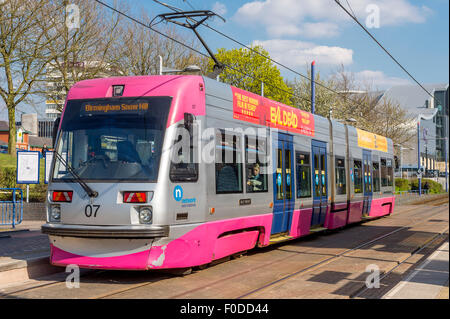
[351,228,448,299]
[235,204,448,299]
[96,203,448,299]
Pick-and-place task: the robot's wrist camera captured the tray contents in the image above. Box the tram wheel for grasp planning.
[168,267,193,276]
[196,264,208,270]
[231,250,247,259]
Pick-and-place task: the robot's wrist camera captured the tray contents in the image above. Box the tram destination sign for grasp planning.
[80,100,149,116]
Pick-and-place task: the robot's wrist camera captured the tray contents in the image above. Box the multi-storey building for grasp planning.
[381,83,449,176]
[45,61,116,119]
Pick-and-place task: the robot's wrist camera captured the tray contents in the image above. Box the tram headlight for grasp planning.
[139,207,153,224]
[50,205,61,222]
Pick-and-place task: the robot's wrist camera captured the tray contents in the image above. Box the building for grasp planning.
[38,119,55,139]
[0,120,32,150]
[45,60,117,119]
[16,118,55,139]
[0,120,11,145]
[380,83,449,176]
[3,113,54,152]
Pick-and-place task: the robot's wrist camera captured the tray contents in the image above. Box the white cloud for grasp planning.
[235,0,431,38]
[253,39,353,66]
[299,23,340,38]
[212,2,227,16]
[353,70,411,88]
[265,22,340,38]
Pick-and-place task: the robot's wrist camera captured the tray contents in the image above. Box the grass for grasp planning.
[0,152,17,168]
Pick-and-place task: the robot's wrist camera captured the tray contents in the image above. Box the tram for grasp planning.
[42,75,395,270]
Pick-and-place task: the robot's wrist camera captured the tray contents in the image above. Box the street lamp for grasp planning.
[417,110,438,195]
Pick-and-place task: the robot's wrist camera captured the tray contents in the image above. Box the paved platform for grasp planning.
[0,220,44,234]
[0,223,49,259]
[0,221,58,286]
[383,241,449,299]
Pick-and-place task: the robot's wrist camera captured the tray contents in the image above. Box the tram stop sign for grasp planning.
[417,168,423,178]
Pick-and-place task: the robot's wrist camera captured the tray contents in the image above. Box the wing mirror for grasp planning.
[52,117,61,148]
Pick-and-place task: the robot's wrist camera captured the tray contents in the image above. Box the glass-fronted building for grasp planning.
[434,87,449,162]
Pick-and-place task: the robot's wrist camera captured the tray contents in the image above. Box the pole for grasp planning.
[400,147,403,178]
[311,61,315,114]
[158,55,163,75]
[445,137,448,193]
[261,81,264,97]
[26,184,29,203]
[417,121,421,196]
[445,113,448,193]
[12,189,16,229]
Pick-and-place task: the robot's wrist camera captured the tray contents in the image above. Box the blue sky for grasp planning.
[1,0,448,121]
[161,0,449,87]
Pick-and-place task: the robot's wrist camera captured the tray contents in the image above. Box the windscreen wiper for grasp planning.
[53,151,98,198]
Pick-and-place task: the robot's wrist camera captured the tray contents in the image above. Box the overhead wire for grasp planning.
[155,0,395,117]
[96,0,428,121]
[94,0,313,106]
[179,0,446,122]
[334,0,443,107]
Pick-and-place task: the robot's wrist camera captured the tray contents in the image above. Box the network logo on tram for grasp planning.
[173,186,183,202]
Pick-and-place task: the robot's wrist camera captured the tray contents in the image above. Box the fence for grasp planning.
[0,188,23,228]
[395,189,430,196]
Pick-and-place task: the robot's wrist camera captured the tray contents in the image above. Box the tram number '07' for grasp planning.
[85,205,100,218]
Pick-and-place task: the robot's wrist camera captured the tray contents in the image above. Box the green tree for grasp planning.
[209,46,293,105]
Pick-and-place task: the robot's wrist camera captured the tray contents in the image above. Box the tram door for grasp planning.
[271,133,294,235]
[311,140,328,227]
[362,150,373,216]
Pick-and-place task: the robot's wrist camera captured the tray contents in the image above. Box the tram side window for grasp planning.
[386,158,393,186]
[353,160,363,194]
[170,124,198,182]
[373,161,381,192]
[245,135,268,193]
[381,158,387,187]
[215,130,243,194]
[335,157,346,195]
[296,152,311,198]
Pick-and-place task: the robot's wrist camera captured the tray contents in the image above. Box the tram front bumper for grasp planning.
[43,224,170,270]
[41,223,169,239]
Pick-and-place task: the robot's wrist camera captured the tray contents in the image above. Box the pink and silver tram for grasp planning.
[42,75,395,270]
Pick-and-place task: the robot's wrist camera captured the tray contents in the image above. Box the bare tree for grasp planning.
[331,65,414,145]
[287,64,414,145]
[0,0,61,156]
[288,63,338,116]
[361,95,415,145]
[112,12,208,76]
[43,0,124,113]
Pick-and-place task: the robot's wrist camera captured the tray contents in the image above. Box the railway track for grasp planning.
[352,229,448,299]
[0,198,448,299]
[235,203,448,299]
